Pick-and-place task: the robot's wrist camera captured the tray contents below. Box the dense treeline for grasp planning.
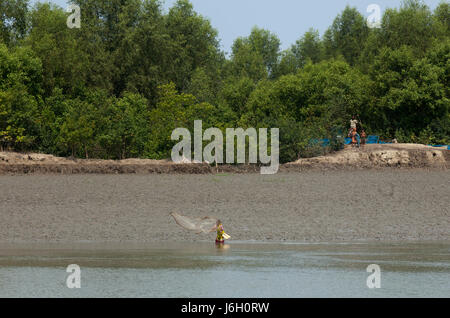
[0,0,448,162]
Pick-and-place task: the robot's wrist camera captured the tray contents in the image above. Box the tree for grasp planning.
[26,3,87,97]
[0,0,448,159]
[57,99,95,158]
[109,0,170,101]
[228,39,267,82]
[0,0,28,46]
[231,27,280,78]
[292,28,324,68]
[100,93,150,159]
[379,0,441,56]
[147,83,195,158]
[219,76,255,116]
[370,44,448,139]
[272,49,299,78]
[0,44,42,151]
[165,0,222,92]
[323,6,369,65]
[37,88,67,154]
[186,67,216,104]
[434,1,450,32]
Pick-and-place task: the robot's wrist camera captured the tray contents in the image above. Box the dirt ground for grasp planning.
[285,143,449,170]
[0,152,212,174]
[0,171,448,243]
[0,143,449,174]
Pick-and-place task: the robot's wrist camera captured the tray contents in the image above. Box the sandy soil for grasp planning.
[285,144,449,170]
[0,171,448,243]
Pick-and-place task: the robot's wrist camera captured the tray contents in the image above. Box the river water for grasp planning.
[0,241,448,298]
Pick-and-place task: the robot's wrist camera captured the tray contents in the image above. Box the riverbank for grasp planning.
[0,171,448,243]
[0,144,448,175]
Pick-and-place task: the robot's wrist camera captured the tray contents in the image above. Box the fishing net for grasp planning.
[170,212,218,234]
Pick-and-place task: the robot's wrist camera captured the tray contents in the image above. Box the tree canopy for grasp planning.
[0,0,448,161]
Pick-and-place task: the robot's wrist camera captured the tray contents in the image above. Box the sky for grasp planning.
[29,0,444,54]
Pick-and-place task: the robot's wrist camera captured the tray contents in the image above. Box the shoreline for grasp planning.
[0,238,449,246]
[1,144,449,174]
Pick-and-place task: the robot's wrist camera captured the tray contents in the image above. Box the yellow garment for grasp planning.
[216,224,224,241]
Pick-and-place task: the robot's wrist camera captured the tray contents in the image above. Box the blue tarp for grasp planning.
[339,135,448,148]
[311,136,450,149]
[434,145,450,150]
[428,145,450,149]
[366,135,379,144]
[345,136,361,145]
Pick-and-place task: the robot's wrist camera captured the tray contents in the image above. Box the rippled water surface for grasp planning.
[0,241,449,297]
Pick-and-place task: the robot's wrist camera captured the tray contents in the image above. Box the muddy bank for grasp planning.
[284,144,450,171]
[0,162,213,174]
[0,144,449,174]
[0,152,212,174]
[0,172,448,243]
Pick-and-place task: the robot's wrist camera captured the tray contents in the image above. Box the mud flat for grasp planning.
[0,171,448,243]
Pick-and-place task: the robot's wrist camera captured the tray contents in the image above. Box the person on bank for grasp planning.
[360,129,367,147]
[350,115,358,130]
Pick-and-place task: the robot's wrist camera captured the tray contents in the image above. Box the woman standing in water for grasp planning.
[215,220,225,244]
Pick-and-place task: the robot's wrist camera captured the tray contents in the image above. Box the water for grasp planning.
[0,241,449,297]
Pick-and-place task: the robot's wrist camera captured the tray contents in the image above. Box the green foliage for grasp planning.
[186,67,216,104]
[292,28,324,68]
[0,0,29,46]
[434,1,450,32]
[26,2,87,97]
[232,27,281,76]
[323,6,369,65]
[369,44,448,138]
[380,0,442,56]
[99,92,150,159]
[0,44,41,150]
[227,27,282,82]
[166,0,222,90]
[147,83,206,158]
[272,49,298,78]
[0,0,448,162]
[229,38,268,82]
[219,76,255,116]
[238,60,369,161]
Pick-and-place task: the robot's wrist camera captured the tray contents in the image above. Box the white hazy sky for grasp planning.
[29,0,444,53]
